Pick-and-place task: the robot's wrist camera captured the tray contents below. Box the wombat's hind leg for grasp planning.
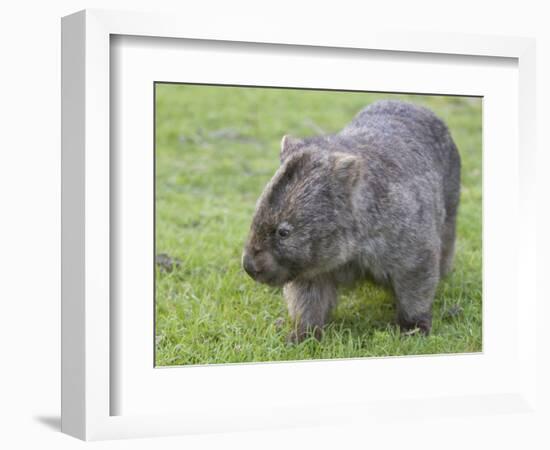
[283,277,337,343]
[391,259,439,335]
[440,213,457,278]
[441,150,460,278]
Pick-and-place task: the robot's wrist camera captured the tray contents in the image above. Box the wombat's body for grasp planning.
[243,100,461,341]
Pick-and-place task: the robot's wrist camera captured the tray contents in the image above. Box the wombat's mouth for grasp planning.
[253,272,290,287]
[244,266,291,287]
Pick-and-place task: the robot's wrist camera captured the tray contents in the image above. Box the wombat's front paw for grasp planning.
[398,314,432,336]
[287,326,323,344]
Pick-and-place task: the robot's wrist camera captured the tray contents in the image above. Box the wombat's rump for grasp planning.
[242,100,461,342]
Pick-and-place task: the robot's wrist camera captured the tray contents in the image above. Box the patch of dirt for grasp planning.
[156,253,182,273]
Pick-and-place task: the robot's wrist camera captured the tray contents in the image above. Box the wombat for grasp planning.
[242,100,461,342]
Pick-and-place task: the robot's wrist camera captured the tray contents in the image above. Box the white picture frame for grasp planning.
[61,9,538,441]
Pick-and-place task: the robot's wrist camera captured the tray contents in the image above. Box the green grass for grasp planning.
[154,84,482,366]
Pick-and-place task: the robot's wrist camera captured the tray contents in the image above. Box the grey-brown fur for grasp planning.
[242,100,461,342]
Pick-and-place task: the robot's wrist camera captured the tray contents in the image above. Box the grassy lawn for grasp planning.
[154,84,482,366]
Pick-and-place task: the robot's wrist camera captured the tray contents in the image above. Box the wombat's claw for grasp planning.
[401,325,430,336]
[286,330,302,345]
[287,327,323,344]
[398,315,432,336]
[402,327,421,336]
[287,329,309,344]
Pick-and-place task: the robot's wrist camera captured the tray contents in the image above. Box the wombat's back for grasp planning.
[340,100,459,175]
[343,100,448,137]
[340,101,460,209]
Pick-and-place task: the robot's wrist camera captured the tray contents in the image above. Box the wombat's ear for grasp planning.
[280,135,304,163]
[331,153,362,190]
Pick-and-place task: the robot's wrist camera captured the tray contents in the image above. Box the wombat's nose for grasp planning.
[243,252,260,278]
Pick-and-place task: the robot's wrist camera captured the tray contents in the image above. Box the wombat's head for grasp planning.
[242,135,362,286]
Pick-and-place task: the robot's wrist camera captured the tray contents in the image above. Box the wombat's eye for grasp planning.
[277,222,292,239]
[278,228,290,238]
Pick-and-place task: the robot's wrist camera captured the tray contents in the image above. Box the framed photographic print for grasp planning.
[61,9,538,441]
[153,83,482,365]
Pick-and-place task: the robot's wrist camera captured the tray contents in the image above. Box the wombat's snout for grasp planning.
[242,248,289,286]
[242,252,261,279]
